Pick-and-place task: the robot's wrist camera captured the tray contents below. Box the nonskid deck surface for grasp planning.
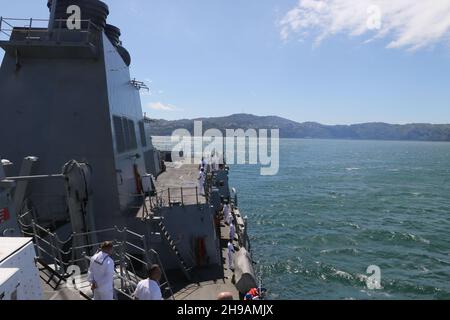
[172,221,240,300]
[38,262,88,300]
[38,196,243,300]
[38,163,243,300]
[156,162,206,205]
[38,213,241,300]
[154,163,241,299]
[136,163,206,218]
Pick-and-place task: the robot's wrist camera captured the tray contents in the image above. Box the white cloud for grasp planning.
[146,102,180,112]
[140,91,152,97]
[280,0,450,51]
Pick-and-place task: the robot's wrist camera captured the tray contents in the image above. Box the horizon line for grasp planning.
[143,113,450,126]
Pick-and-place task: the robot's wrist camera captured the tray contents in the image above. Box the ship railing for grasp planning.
[0,17,101,44]
[17,208,36,237]
[29,221,174,299]
[143,186,206,216]
[31,221,67,284]
[117,192,153,219]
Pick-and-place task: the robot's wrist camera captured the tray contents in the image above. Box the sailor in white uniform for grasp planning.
[198,167,206,196]
[210,152,219,171]
[223,203,231,224]
[133,265,163,300]
[227,241,235,270]
[87,241,115,300]
[199,157,207,170]
[229,221,236,241]
[215,153,222,171]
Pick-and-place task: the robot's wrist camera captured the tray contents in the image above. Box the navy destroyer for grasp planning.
[0,0,259,300]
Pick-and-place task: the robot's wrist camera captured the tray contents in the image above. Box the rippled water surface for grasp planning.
[228,139,450,300]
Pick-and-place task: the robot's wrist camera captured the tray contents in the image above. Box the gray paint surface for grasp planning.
[0,29,147,232]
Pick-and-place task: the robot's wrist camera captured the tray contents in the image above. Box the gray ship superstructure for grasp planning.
[0,0,258,300]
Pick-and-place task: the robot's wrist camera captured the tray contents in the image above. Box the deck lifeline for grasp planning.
[40,163,243,300]
[137,163,206,218]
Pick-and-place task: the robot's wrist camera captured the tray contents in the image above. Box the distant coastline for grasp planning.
[146,113,450,142]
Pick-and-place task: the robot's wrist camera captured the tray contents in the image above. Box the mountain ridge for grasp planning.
[146,114,450,142]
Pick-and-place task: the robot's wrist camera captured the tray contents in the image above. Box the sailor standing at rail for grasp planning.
[199,157,207,170]
[227,241,235,271]
[133,265,163,300]
[87,241,115,300]
[198,167,206,196]
[229,220,236,242]
[223,203,231,225]
[210,151,219,171]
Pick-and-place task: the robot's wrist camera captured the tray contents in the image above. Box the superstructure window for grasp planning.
[113,116,125,153]
[122,117,130,150]
[113,115,138,153]
[139,121,147,147]
[128,119,137,150]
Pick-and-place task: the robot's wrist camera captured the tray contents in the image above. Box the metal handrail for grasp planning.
[0,17,100,28]
[29,220,174,298]
[125,241,146,253]
[125,228,145,240]
[148,249,174,299]
[137,186,206,220]
[0,16,101,41]
[154,187,201,203]
[124,252,148,267]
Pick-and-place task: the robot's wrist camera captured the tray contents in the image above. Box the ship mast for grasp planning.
[48,0,58,34]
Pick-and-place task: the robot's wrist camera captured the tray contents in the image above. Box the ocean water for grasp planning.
[228,139,450,300]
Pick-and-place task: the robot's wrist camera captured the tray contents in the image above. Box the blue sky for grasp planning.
[1,0,450,124]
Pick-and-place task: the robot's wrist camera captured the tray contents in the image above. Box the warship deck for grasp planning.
[136,162,206,218]
[40,163,242,300]
[38,210,241,300]
[153,163,241,300]
[155,162,206,204]
[171,220,240,300]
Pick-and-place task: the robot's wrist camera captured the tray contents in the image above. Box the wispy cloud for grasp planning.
[279,0,450,51]
[146,102,181,112]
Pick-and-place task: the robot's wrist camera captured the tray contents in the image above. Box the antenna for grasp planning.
[48,0,58,34]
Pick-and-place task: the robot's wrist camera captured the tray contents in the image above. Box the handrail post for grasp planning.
[86,19,91,43]
[57,19,62,42]
[196,187,199,205]
[0,17,3,34]
[181,187,184,206]
[120,230,127,292]
[27,18,32,40]
[31,220,42,258]
[49,232,58,274]
[119,245,125,292]
[168,188,171,206]
[71,232,76,267]
[142,235,151,267]
[55,235,65,276]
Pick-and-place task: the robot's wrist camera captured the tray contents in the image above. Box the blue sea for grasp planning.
[228,139,450,300]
